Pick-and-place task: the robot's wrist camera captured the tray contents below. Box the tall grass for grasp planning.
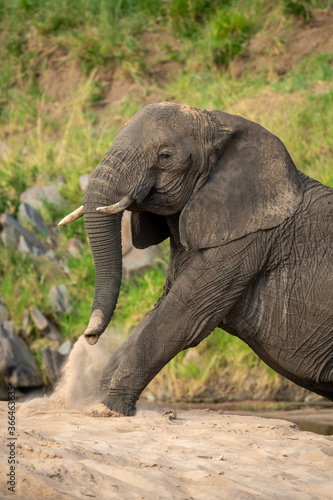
[0,0,315,112]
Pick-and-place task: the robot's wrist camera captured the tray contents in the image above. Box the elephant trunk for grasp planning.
[83,168,125,345]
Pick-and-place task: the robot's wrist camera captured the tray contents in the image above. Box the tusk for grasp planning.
[96,195,133,215]
[58,205,84,226]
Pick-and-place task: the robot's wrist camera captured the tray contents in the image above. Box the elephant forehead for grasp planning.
[153,102,205,124]
[132,102,205,125]
[115,122,178,147]
[111,104,210,154]
[143,101,202,114]
[179,104,204,119]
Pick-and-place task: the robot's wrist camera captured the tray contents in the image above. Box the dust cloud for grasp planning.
[50,334,112,409]
[18,331,118,416]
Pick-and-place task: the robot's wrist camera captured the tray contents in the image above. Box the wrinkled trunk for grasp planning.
[83,170,124,345]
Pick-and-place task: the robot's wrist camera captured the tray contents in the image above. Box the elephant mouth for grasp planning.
[125,187,160,212]
[140,185,186,216]
[140,186,170,206]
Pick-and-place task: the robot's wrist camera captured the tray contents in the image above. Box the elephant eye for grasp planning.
[159,152,170,159]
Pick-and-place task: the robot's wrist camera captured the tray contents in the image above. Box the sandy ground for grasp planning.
[1,336,333,499]
[1,401,333,500]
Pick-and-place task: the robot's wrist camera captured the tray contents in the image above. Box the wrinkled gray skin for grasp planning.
[81,102,333,416]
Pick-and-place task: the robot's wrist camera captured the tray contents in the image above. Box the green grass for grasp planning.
[0,246,61,323]
[198,5,257,67]
[288,92,333,185]
[0,0,312,114]
[113,261,168,333]
[283,0,332,20]
[0,0,332,393]
[273,53,333,92]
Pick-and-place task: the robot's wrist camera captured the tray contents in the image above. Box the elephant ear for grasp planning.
[179,111,304,250]
[131,212,170,249]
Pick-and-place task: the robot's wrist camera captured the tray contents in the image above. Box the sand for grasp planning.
[1,336,333,499]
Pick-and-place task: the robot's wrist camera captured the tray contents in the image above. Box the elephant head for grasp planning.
[59,103,303,346]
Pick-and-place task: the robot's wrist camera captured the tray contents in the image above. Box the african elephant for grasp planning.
[59,102,333,416]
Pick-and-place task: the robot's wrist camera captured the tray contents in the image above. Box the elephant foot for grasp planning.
[86,403,123,418]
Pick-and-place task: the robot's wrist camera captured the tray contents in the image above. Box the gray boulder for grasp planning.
[122,211,160,277]
[0,324,43,388]
[79,174,91,193]
[21,309,31,338]
[31,307,62,342]
[17,234,47,257]
[68,237,83,258]
[0,213,50,257]
[123,245,159,277]
[18,202,50,238]
[42,340,72,385]
[20,185,63,212]
[0,299,9,324]
[49,284,73,315]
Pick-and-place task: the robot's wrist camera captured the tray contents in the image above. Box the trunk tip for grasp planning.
[84,332,100,345]
[84,309,106,345]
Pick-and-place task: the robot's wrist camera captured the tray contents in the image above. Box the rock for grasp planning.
[17,234,46,257]
[0,324,43,388]
[42,340,72,385]
[68,237,83,258]
[42,347,59,385]
[58,340,72,356]
[20,185,63,212]
[304,393,326,404]
[123,246,158,277]
[57,175,67,185]
[31,307,48,330]
[21,309,31,338]
[3,320,15,333]
[0,213,50,256]
[31,307,62,342]
[121,211,161,277]
[0,299,9,324]
[62,262,71,276]
[79,174,91,192]
[18,202,50,238]
[122,211,134,257]
[182,349,200,364]
[49,285,73,315]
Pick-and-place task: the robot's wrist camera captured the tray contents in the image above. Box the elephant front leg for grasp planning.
[98,298,216,417]
[88,305,189,417]
[88,242,261,417]
[86,311,156,417]
[98,311,155,393]
[91,283,238,415]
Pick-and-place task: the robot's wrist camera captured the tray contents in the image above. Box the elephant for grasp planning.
[59,102,333,416]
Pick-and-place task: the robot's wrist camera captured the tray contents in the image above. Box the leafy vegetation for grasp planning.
[0,0,332,398]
